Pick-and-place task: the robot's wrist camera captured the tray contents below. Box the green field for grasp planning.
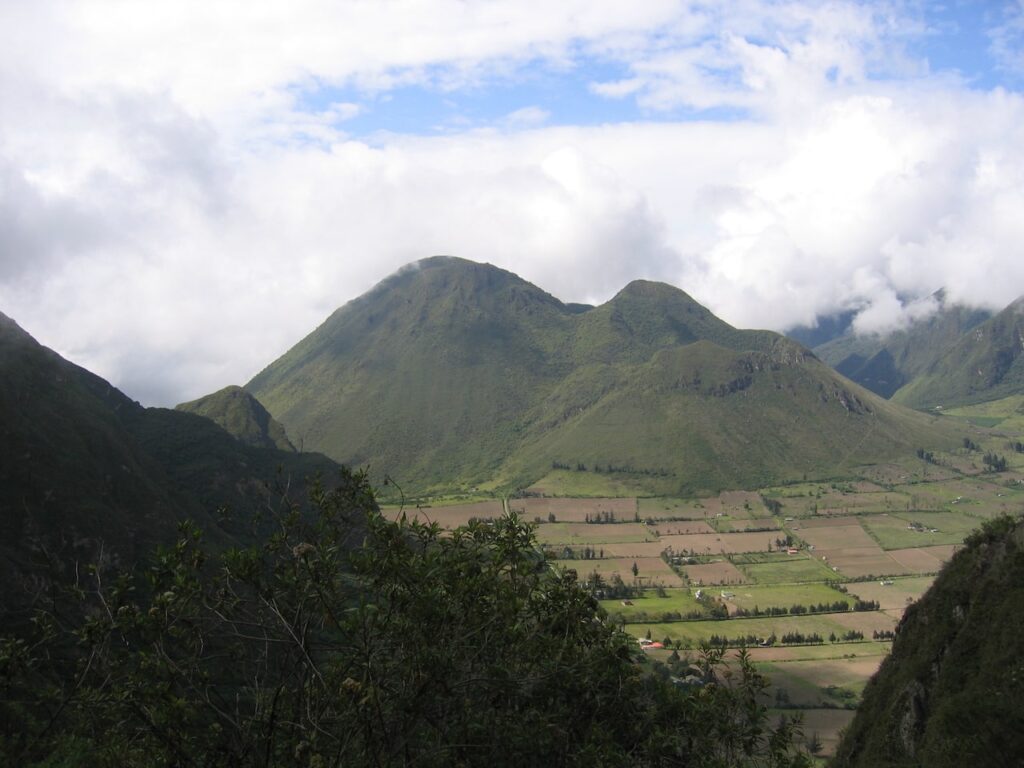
[736,555,838,584]
[409,424,1024,758]
[943,395,1024,432]
[724,583,852,612]
[860,511,983,549]
[627,612,897,648]
[599,589,704,622]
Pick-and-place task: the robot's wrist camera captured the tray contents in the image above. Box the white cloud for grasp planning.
[2,1,1024,405]
[990,1,1024,76]
[502,106,550,128]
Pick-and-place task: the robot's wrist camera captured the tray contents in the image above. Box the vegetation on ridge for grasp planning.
[177,385,296,452]
[812,291,991,401]
[245,257,957,497]
[0,310,339,614]
[832,514,1024,766]
[891,297,1024,409]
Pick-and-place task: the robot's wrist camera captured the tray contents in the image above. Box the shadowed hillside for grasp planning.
[0,312,340,613]
[892,297,1024,409]
[813,291,991,399]
[832,515,1024,767]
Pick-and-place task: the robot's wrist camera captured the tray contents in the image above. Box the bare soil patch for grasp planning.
[652,521,716,535]
[659,531,785,555]
[798,525,876,550]
[384,501,503,527]
[831,611,898,635]
[567,556,683,586]
[509,497,637,522]
[683,561,747,585]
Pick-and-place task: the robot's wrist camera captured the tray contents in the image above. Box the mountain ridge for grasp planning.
[892,296,1024,409]
[0,311,342,613]
[245,257,957,496]
[177,385,295,451]
[813,291,992,399]
[833,515,1024,766]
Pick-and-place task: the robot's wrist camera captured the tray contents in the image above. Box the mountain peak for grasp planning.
[0,310,33,342]
[245,257,949,495]
[177,385,295,452]
[614,279,687,299]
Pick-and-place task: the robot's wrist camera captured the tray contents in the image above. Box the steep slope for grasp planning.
[833,515,1024,767]
[177,385,295,451]
[814,292,991,399]
[246,257,956,495]
[892,297,1024,409]
[0,312,339,612]
[248,257,577,488]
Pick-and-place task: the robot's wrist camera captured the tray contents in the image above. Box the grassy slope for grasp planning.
[814,297,991,400]
[893,298,1024,409]
[247,257,959,496]
[832,516,1024,767]
[176,385,295,451]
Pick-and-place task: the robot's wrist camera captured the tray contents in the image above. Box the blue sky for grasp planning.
[295,1,1024,139]
[1,1,1023,405]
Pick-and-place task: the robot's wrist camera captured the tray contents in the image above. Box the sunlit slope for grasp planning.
[247,258,578,487]
[247,257,957,494]
[177,385,295,451]
[500,340,954,495]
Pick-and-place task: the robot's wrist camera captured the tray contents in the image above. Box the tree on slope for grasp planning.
[1,468,810,767]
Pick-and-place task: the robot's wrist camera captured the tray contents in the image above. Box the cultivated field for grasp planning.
[412,409,1024,759]
[381,500,504,526]
[562,556,685,587]
[509,496,638,522]
[723,583,852,612]
[683,561,748,585]
[659,531,787,555]
[736,555,838,584]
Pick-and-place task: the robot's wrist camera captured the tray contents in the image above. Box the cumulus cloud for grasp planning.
[2,1,1024,404]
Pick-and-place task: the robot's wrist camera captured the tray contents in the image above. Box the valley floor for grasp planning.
[381,399,1024,758]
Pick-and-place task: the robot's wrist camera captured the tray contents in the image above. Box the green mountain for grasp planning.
[0,311,338,612]
[246,257,956,496]
[813,291,991,399]
[833,515,1024,767]
[892,298,1024,409]
[177,385,295,451]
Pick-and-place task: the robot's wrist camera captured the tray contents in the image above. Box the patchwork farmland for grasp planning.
[381,418,1024,758]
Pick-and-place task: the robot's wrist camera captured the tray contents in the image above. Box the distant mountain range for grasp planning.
[0,312,340,612]
[811,291,992,399]
[802,290,1024,409]
[891,297,1024,409]
[240,257,956,496]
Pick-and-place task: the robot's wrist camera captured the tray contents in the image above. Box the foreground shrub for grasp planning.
[1,470,809,767]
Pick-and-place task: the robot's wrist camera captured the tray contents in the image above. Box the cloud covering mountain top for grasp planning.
[2,1,1024,405]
